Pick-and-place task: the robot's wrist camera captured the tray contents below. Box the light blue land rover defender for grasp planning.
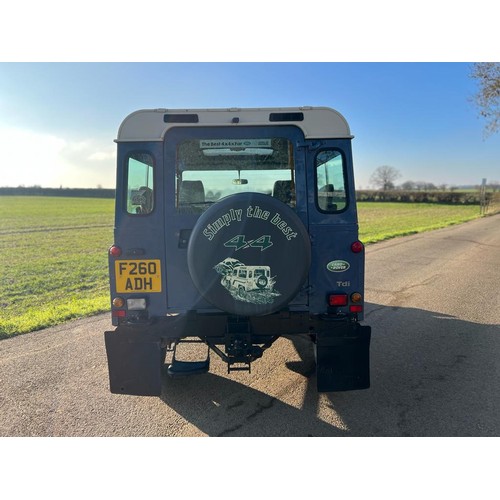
[105,107,371,396]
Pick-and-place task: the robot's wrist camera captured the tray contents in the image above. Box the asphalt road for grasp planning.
[1,214,499,437]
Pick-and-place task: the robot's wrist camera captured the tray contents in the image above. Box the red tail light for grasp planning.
[329,294,348,306]
[349,305,363,313]
[351,241,364,253]
[109,245,122,257]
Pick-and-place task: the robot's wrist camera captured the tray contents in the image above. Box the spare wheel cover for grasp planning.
[187,192,311,316]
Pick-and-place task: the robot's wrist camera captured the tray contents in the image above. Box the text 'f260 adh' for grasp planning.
[115,260,162,293]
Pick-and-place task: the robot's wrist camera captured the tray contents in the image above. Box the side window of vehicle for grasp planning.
[315,150,347,212]
[126,152,154,215]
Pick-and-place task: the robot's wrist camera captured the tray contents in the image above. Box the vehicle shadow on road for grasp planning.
[160,303,500,436]
[310,302,500,437]
[159,351,345,436]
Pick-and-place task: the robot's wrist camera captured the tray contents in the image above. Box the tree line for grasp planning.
[369,165,499,193]
[0,186,115,198]
[356,189,495,205]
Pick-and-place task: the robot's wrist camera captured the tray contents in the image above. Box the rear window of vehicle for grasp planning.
[315,149,347,212]
[175,138,296,213]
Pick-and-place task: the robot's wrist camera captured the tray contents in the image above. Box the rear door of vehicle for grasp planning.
[304,138,362,314]
[163,125,309,312]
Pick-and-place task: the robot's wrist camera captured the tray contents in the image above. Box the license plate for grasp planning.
[115,260,162,293]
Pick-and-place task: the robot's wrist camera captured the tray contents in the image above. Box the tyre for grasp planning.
[187,192,311,316]
[256,275,268,289]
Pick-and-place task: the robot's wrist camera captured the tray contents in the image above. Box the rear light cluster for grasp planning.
[326,240,365,314]
[328,293,364,314]
[350,292,363,313]
[112,297,147,310]
[110,247,124,319]
[109,247,148,320]
[112,295,126,319]
[112,297,148,320]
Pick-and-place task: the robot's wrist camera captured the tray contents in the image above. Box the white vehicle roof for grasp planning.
[116,107,352,142]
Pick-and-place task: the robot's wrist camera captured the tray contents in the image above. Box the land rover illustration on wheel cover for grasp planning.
[215,258,279,304]
[105,107,371,396]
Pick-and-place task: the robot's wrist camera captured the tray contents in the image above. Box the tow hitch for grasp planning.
[203,316,278,373]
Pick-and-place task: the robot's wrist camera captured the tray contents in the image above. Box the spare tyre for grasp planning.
[187,192,311,316]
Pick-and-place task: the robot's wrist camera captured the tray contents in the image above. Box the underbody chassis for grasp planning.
[104,311,371,396]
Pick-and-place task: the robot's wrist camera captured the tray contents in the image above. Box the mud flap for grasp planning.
[104,329,163,396]
[316,323,371,392]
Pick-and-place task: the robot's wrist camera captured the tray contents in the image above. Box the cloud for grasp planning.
[88,150,115,162]
[0,126,116,188]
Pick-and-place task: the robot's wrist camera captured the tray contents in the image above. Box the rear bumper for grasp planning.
[104,311,371,395]
[110,309,364,339]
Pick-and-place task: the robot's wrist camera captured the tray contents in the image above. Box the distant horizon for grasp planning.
[1,182,494,192]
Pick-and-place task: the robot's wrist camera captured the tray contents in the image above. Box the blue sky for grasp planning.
[0,62,498,190]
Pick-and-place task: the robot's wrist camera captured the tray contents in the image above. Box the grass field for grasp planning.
[0,196,483,338]
[0,197,114,337]
[357,202,481,243]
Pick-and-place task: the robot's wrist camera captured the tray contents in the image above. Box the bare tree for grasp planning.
[401,180,416,190]
[370,165,401,190]
[471,62,500,136]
